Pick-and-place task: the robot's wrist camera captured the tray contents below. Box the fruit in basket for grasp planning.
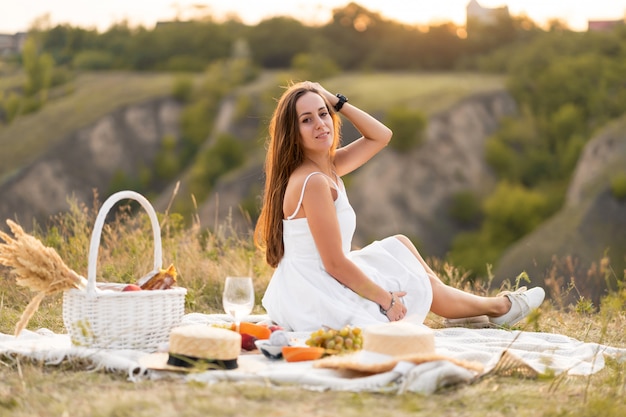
[139,264,177,290]
[122,284,142,292]
[305,325,363,354]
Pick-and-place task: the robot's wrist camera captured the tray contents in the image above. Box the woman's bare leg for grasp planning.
[393,235,510,319]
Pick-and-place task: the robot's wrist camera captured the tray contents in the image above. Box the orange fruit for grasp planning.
[239,322,271,340]
[282,346,325,362]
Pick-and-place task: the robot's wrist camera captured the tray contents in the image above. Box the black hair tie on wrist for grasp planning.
[334,93,348,112]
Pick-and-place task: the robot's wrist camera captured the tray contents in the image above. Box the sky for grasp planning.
[1,0,625,34]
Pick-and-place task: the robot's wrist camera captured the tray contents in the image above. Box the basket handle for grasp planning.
[87,190,162,295]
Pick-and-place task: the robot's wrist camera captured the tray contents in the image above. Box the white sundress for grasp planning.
[261,172,433,332]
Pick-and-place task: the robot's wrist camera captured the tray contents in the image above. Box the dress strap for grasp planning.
[286,172,339,220]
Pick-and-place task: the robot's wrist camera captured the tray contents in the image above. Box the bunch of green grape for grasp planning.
[305,325,363,354]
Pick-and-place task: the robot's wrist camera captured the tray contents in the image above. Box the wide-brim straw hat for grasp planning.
[314,322,483,374]
[139,324,241,373]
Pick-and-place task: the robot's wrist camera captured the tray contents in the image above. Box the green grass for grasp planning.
[323,71,505,115]
[0,71,24,91]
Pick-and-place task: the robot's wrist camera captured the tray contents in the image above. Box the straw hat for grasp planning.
[140,324,241,372]
[314,322,483,374]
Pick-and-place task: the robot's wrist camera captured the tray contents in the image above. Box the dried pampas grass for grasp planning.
[0,219,86,335]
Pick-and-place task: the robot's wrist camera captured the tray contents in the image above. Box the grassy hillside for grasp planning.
[321,72,505,115]
[0,71,186,181]
[0,70,24,91]
[0,70,504,185]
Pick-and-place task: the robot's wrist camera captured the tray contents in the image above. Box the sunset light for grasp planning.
[1,0,625,33]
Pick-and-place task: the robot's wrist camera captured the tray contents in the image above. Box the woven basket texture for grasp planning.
[63,191,186,352]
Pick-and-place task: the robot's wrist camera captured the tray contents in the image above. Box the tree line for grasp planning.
[19,2,546,72]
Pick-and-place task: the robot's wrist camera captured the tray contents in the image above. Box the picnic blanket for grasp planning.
[1,313,625,394]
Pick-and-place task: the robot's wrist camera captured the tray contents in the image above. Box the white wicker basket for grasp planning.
[62,190,187,352]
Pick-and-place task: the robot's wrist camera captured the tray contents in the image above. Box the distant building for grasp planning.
[0,32,27,57]
[587,19,624,32]
[466,0,509,27]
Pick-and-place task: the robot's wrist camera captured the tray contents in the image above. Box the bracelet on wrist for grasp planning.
[379,291,395,316]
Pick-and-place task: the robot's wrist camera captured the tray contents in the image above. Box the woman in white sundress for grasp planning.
[254,81,545,332]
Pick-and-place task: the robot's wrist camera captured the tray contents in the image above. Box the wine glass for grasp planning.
[222,276,255,330]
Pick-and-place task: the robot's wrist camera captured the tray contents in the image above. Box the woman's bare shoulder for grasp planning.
[286,168,325,195]
[283,168,329,219]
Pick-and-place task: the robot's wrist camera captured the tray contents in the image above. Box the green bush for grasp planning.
[72,50,115,70]
[610,173,626,201]
[384,106,427,152]
[291,52,340,81]
[190,133,246,201]
[161,55,207,72]
[482,181,550,247]
[547,103,585,154]
[518,146,558,186]
[485,136,518,179]
[180,98,215,148]
[20,94,44,114]
[22,38,54,97]
[172,75,194,102]
[448,181,551,278]
[154,135,181,181]
[108,169,141,195]
[447,231,501,279]
[449,191,483,227]
[50,66,74,88]
[484,113,542,185]
[2,92,22,123]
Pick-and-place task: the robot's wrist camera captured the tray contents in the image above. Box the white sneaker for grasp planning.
[489,286,546,327]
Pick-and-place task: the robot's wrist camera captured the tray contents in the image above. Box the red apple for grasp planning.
[240,333,258,351]
[122,284,142,292]
[268,325,284,333]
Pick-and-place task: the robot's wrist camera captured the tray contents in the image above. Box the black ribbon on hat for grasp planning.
[167,353,238,370]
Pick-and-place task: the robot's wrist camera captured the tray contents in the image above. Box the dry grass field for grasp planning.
[1,195,625,417]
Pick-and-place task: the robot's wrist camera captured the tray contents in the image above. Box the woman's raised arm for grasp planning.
[310,82,392,176]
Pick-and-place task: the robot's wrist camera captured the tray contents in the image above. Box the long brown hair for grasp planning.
[254,82,342,267]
